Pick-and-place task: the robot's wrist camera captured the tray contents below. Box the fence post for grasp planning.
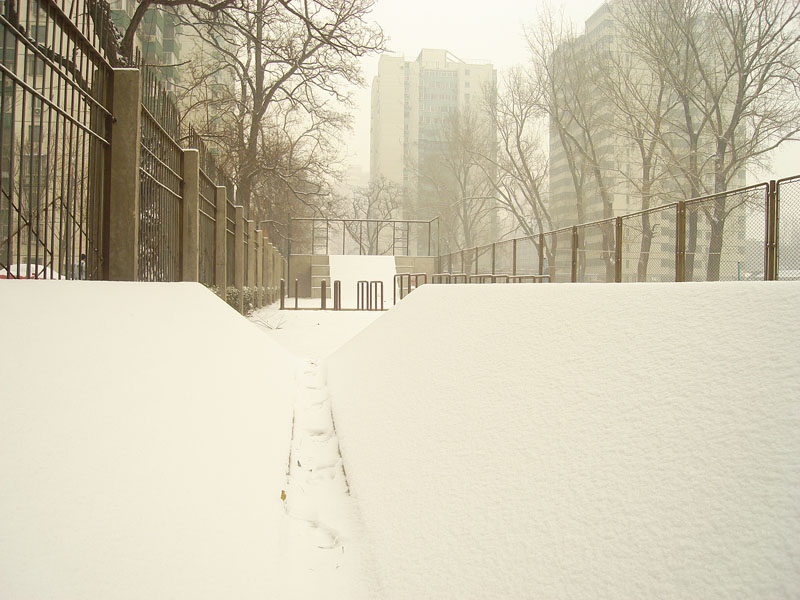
[615,217,623,283]
[428,221,432,256]
[766,180,778,280]
[107,68,142,281]
[271,244,277,303]
[214,186,226,298]
[286,216,292,298]
[475,248,479,274]
[321,279,327,310]
[675,201,686,282]
[491,243,496,275]
[280,278,285,310]
[262,233,268,304]
[571,226,578,283]
[234,206,245,313]
[181,149,200,282]
[538,234,544,276]
[255,229,263,309]
[512,238,517,276]
[247,220,257,300]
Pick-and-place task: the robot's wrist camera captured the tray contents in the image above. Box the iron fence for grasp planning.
[138,66,182,282]
[198,168,215,286]
[226,198,235,285]
[1,0,113,279]
[439,178,795,284]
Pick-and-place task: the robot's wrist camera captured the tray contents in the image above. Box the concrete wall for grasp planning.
[394,256,436,276]
[288,255,312,297]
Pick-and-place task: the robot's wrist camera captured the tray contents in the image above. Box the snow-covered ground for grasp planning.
[326,282,800,599]
[252,301,383,359]
[0,281,296,599]
[3,280,799,598]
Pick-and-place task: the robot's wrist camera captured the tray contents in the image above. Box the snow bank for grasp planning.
[252,303,384,359]
[326,282,800,599]
[0,281,294,600]
[329,255,396,309]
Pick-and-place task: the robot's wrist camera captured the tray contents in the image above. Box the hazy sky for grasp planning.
[343,0,798,183]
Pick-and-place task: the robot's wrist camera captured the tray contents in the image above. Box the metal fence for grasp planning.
[777,175,800,279]
[138,66,182,282]
[187,126,231,289]
[439,178,795,283]
[289,217,440,257]
[226,198,235,285]
[1,0,113,279]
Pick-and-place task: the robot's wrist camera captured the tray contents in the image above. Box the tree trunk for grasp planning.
[705,140,729,281]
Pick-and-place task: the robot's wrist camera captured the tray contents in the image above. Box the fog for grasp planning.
[345,0,798,183]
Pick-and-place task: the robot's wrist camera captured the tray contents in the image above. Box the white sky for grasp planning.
[342,0,799,186]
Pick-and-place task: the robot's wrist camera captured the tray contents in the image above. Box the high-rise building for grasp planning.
[370,50,497,233]
[109,1,182,88]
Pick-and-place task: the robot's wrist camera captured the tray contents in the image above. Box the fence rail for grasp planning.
[439,178,798,284]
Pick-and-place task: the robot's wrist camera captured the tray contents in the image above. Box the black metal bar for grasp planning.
[321,279,327,309]
[295,279,298,309]
[280,278,285,309]
[615,217,623,283]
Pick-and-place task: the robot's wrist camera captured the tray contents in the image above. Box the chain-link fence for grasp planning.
[620,204,677,282]
[576,219,615,283]
[777,176,800,279]
[516,236,539,275]
[684,183,766,282]
[434,178,793,284]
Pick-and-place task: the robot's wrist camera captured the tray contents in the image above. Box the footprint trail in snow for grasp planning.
[280,358,366,598]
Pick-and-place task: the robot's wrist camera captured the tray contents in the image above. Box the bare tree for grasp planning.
[419,108,496,252]
[595,3,679,281]
[478,67,555,269]
[617,0,800,279]
[340,176,401,254]
[527,8,617,281]
[179,0,384,222]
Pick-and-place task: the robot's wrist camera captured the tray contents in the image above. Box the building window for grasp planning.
[465,81,470,88]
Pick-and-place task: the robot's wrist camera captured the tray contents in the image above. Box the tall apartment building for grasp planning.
[547,2,747,281]
[370,50,496,231]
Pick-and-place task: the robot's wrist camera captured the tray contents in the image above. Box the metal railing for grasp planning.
[439,178,797,283]
[138,66,182,282]
[225,199,235,285]
[1,0,113,279]
[289,216,440,257]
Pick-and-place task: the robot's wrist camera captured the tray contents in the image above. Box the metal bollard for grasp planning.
[321,279,327,310]
[333,280,341,310]
[294,279,298,310]
[280,278,285,310]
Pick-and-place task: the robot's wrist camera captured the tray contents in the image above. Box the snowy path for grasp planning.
[278,357,369,598]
